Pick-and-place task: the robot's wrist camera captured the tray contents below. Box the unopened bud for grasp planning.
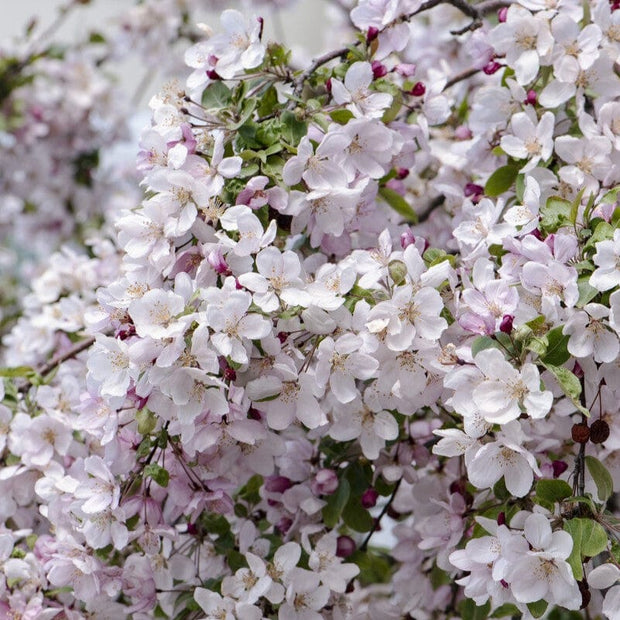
[366,26,379,43]
[311,469,339,495]
[552,460,568,478]
[499,314,514,334]
[525,89,537,105]
[498,6,509,22]
[361,488,379,508]
[336,535,356,558]
[410,81,426,96]
[371,60,387,79]
[483,60,502,75]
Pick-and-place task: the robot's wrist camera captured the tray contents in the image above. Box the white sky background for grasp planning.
[1,0,331,103]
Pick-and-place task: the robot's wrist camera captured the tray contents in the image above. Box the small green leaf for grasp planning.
[471,336,499,358]
[576,276,599,308]
[484,164,519,197]
[136,408,157,435]
[342,502,374,532]
[280,110,307,146]
[143,463,169,488]
[541,326,570,366]
[350,550,392,586]
[322,478,350,528]
[458,598,491,620]
[540,196,572,233]
[526,600,548,618]
[564,517,608,578]
[201,81,232,109]
[536,479,572,504]
[378,187,418,222]
[490,603,520,618]
[585,455,614,502]
[584,220,614,250]
[543,364,587,414]
[330,108,354,124]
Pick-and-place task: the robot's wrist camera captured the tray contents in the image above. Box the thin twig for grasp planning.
[360,478,402,551]
[18,336,96,393]
[443,66,480,90]
[292,46,351,97]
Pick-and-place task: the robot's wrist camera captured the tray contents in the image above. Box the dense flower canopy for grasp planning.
[1,0,620,618]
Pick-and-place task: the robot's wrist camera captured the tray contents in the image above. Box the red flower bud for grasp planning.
[410,81,426,96]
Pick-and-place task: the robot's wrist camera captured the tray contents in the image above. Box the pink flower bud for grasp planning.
[573,360,584,379]
[361,488,379,508]
[499,314,514,334]
[498,7,509,22]
[400,229,415,249]
[397,167,410,179]
[483,60,502,75]
[207,69,221,80]
[325,77,332,93]
[464,183,483,197]
[265,475,293,493]
[311,469,339,495]
[371,60,388,79]
[336,535,356,558]
[366,26,379,43]
[524,89,537,105]
[207,248,230,275]
[410,81,426,96]
[497,512,506,525]
[454,125,472,140]
[552,460,569,478]
[395,63,416,77]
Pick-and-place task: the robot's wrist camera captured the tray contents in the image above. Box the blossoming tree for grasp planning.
[1,0,620,618]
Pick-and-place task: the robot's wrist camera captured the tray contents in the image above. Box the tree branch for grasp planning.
[292,46,351,97]
[18,336,95,393]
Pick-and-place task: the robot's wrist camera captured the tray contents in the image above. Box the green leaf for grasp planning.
[584,220,614,250]
[330,109,354,124]
[350,550,392,586]
[378,187,418,222]
[257,85,278,117]
[490,603,520,618]
[322,478,350,528]
[536,479,573,504]
[201,81,232,109]
[458,599,491,620]
[576,276,599,308]
[342,502,374,532]
[230,97,257,130]
[0,366,37,378]
[471,335,499,358]
[585,455,614,502]
[238,474,263,504]
[541,326,570,366]
[136,408,157,435]
[564,518,608,580]
[484,164,519,197]
[543,364,587,414]
[280,110,307,146]
[540,196,572,233]
[527,600,548,618]
[143,463,169,488]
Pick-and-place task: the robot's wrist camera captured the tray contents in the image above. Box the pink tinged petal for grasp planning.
[523,389,552,419]
[468,444,503,489]
[524,513,553,549]
[239,314,272,339]
[330,79,351,105]
[594,330,619,363]
[374,411,398,441]
[347,353,379,380]
[511,558,550,602]
[500,135,528,159]
[503,456,533,497]
[589,564,620,590]
[218,156,243,178]
[331,372,359,403]
[344,62,372,92]
[539,80,575,108]
[296,394,327,429]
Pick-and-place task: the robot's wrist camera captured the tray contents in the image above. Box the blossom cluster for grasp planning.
[1,0,620,618]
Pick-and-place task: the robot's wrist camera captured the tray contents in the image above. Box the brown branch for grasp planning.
[410,0,513,34]
[292,46,351,97]
[443,66,481,90]
[360,478,402,551]
[18,336,95,393]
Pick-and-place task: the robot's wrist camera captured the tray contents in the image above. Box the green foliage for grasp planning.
[378,186,418,222]
[484,164,519,197]
[584,455,614,502]
[144,463,169,487]
[322,478,350,528]
[564,517,608,580]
